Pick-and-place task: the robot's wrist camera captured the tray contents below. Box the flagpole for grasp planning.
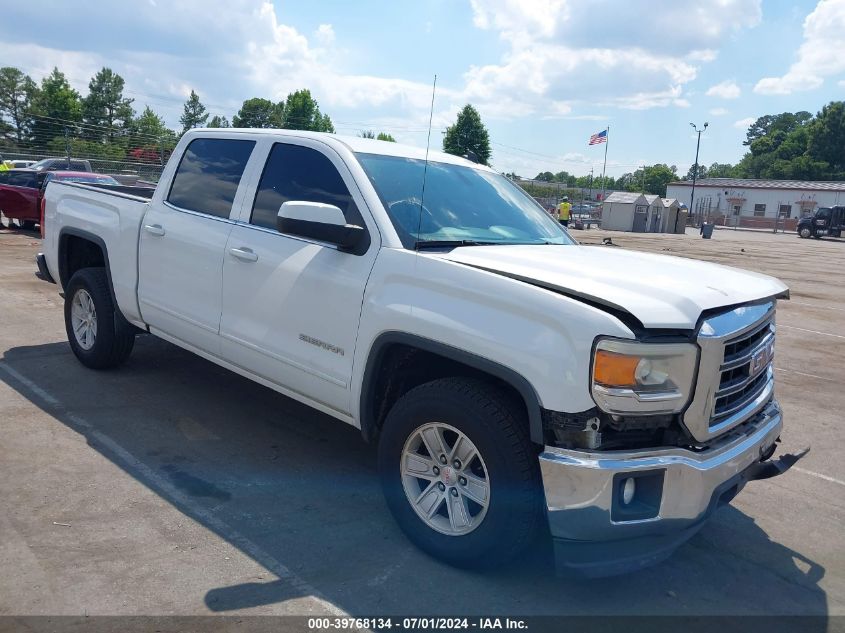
[600,125,610,202]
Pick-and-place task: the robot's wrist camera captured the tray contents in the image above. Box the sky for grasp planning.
[2,0,844,178]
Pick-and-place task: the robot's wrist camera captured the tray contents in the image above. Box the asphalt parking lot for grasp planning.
[0,223,843,620]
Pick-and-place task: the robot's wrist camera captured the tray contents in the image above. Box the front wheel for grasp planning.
[378,377,543,569]
[798,227,812,239]
[64,267,135,369]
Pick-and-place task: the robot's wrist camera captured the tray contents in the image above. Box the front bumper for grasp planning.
[538,400,805,576]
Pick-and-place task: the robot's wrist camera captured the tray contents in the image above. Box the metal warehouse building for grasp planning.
[666,178,845,231]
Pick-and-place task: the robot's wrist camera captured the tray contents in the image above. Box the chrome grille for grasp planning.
[682,301,777,442]
[711,318,775,426]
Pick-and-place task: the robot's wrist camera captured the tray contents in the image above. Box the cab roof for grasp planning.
[190,128,490,171]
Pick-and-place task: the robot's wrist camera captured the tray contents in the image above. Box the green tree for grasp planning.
[281,89,334,132]
[807,101,845,176]
[0,67,39,144]
[208,115,231,128]
[626,164,677,197]
[82,67,134,142]
[534,171,554,182]
[743,112,812,146]
[683,164,707,181]
[706,162,739,178]
[443,104,491,164]
[232,98,282,128]
[30,67,82,142]
[361,130,396,142]
[180,90,208,133]
[132,106,171,140]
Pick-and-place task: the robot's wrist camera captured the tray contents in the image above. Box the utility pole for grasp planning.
[64,127,71,169]
[689,122,709,226]
[640,165,646,193]
[588,168,594,201]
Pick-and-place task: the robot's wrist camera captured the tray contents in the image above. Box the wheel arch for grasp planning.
[57,228,117,304]
[359,332,545,446]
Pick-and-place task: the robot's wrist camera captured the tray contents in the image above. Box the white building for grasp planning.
[601,192,685,233]
[666,178,845,230]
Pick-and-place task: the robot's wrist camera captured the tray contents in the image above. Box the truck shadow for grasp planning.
[0,336,830,620]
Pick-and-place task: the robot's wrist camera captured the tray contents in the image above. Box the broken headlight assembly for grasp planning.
[590,338,698,416]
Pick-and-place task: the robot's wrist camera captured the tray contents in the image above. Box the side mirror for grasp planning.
[277,201,365,251]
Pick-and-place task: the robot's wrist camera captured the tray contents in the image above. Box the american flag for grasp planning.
[589,129,608,145]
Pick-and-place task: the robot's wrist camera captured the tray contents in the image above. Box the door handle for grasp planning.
[229,246,258,262]
[143,224,166,236]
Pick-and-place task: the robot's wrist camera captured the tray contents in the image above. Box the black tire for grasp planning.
[798,227,812,239]
[22,220,37,231]
[64,267,135,369]
[378,377,543,569]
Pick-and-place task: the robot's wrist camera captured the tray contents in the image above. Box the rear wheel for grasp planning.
[64,267,135,369]
[378,377,542,569]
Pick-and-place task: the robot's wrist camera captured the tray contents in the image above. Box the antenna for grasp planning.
[416,74,437,250]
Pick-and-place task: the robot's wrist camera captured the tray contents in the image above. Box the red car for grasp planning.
[0,169,120,231]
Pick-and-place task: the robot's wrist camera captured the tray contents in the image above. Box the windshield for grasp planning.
[356,153,575,248]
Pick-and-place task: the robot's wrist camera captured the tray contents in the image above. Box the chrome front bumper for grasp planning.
[539,399,783,546]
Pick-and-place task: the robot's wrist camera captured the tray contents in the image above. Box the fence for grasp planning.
[1,113,173,183]
[710,214,799,232]
[2,149,165,183]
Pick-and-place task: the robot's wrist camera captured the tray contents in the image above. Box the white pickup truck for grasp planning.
[37,129,806,576]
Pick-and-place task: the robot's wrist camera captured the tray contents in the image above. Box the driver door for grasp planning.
[220,139,379,415]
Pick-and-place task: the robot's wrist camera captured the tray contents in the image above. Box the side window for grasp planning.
[251,143,359,230]
[7,172,37,188]
[167,138,255,219]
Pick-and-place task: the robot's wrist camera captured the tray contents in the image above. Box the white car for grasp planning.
[37,129,806,575]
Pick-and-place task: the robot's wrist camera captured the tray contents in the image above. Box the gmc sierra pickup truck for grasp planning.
[37,129,806,576]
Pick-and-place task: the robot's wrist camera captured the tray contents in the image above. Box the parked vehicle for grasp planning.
[37,129,805,576]
[28,157,93,173]
[0,169,119,230]
[797,206,843,239]
[11,160,36,169]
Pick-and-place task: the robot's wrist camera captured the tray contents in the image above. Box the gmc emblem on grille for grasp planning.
[750,341,773,375]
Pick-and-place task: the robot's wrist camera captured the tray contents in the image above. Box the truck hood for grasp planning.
[433,244,788,330]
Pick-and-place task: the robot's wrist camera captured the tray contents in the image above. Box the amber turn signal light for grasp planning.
[593,350,640,387]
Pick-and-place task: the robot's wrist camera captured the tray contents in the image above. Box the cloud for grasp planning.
[709,107,729,116]
[754,0,845,95]
[465,0,761,114]
[0,0,447,130]
[314,23,335,44]
[734,117,756,129]
[706,80,741,99]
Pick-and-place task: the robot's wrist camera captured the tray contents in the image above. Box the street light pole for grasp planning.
[689,122,709,225]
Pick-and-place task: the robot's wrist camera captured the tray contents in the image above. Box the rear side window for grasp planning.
[6,171,39,188]
[168,138,255,219]
[251,143,359,230]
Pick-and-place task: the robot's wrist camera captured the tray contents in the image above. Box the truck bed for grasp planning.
[42,180,153,328]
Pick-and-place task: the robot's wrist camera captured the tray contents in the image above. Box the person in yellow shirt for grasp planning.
[0,154,12,172]
[557,196,572,227]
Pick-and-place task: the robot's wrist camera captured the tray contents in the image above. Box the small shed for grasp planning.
[661,198,686,233]
[601,192,671,232]
[601,192,649,231]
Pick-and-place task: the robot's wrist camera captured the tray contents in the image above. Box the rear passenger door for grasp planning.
[0,171,40,221]
[220,139,379,415]
[138,137,256,355]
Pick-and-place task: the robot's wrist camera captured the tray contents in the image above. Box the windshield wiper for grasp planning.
[415,239,559,250]
[414,240,494,250]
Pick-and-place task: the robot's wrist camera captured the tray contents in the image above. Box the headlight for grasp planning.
[591,339,698,415]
